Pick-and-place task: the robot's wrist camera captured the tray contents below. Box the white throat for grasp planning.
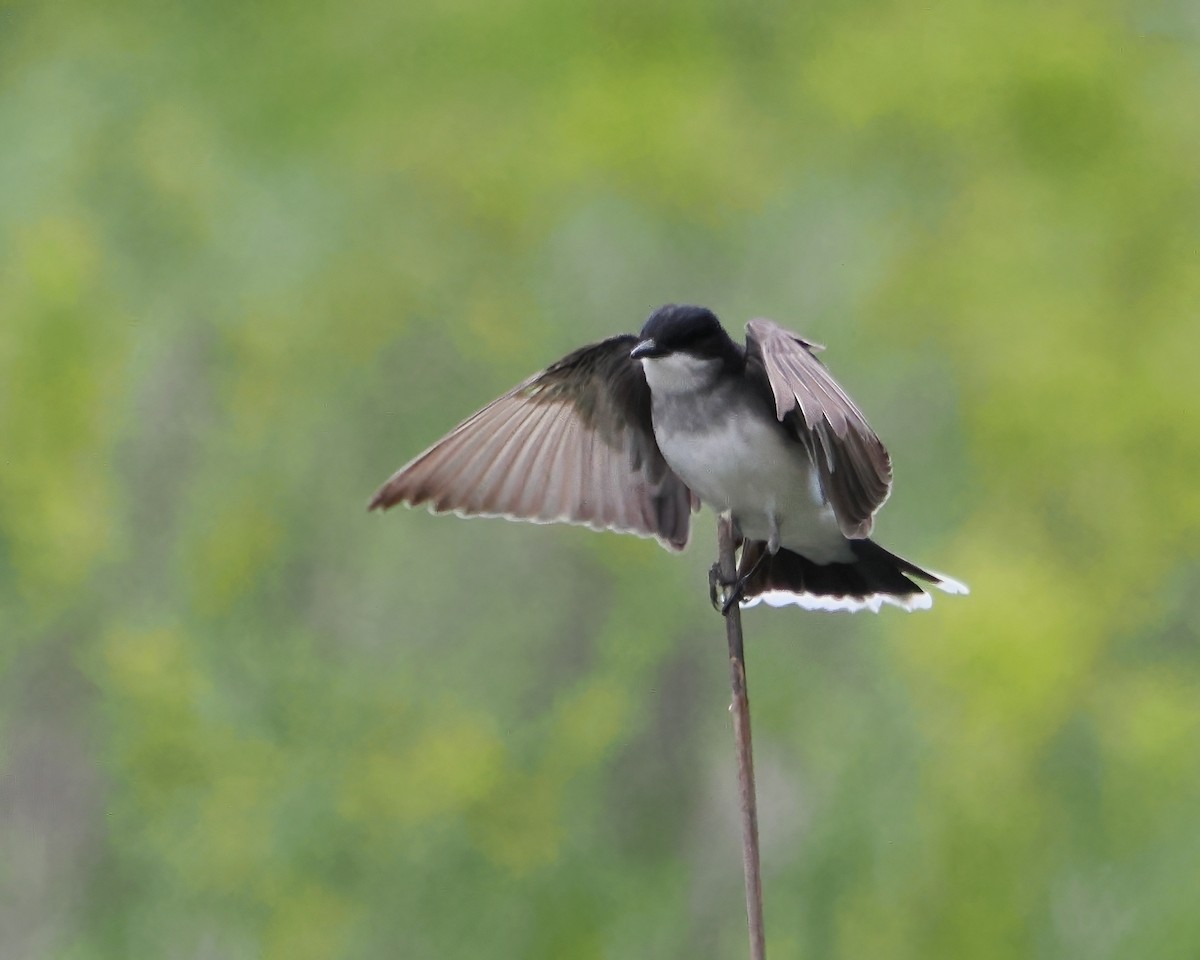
[639,353,723,396]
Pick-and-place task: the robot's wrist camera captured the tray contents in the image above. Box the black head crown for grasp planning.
[631,304,736,361]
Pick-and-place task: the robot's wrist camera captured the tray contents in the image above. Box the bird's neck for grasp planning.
[641,353,723,396]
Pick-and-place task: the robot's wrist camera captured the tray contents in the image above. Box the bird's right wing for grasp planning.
[745,318,893,539]
[369,336,698,551]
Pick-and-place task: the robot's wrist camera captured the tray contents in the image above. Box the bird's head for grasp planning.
[631,304,731,361]
[631,304,740,396]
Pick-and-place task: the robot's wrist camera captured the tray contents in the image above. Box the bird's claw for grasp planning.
[708,563,745,615]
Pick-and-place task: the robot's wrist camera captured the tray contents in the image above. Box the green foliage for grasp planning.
[2,0,1198,957]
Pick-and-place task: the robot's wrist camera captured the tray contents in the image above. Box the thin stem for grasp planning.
[717,514,767,960]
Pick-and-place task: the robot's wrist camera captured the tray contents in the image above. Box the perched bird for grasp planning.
[370,305,967,612]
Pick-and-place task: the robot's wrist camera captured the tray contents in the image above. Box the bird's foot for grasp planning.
[709,563,746,616]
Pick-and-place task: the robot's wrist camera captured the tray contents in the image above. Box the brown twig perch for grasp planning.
[716,513,766,960]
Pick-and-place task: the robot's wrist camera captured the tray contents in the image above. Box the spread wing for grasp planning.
[745,318,892,539]
[369,335,698,551]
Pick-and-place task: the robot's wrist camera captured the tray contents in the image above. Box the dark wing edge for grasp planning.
[745,318,892,538]
[368,335,697,552]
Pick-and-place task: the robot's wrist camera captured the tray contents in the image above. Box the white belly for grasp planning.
[651,399,854,564]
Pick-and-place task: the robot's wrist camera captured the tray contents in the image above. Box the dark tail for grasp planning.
[738,539,968,613]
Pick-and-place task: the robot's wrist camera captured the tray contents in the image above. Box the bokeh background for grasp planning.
[3,0,1199,957]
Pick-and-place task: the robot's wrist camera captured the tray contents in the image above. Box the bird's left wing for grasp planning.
[745,318,892,539]
[369,335,698,551]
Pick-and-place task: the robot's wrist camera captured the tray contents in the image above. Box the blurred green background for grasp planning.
[3,0,1199,957]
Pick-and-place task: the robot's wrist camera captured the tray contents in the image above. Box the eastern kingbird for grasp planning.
[370,304,967,612]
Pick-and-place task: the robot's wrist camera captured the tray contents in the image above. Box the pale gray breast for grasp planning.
[644,363,851,561]
[647,378,797,505]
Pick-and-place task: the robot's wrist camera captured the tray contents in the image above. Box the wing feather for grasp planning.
[745,318,892,538]
[369,335,697,551]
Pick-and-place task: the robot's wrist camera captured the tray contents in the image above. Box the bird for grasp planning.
[369,304,967,612]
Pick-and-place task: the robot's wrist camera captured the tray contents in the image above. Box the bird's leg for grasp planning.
[712,520,779,615]
[709,516,746,612]
[719,548,770,615]
[717,514,780,615]
[766,511,782,557]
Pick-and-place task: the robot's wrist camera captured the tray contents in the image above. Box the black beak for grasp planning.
[630,338,662,360]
